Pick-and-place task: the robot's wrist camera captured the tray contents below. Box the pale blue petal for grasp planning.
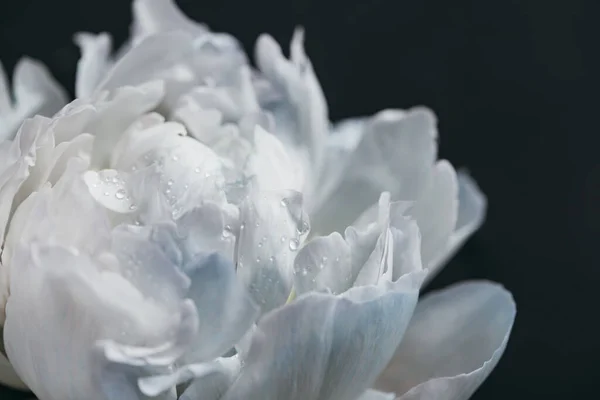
[220,271,425,400]
[375,281,516,400]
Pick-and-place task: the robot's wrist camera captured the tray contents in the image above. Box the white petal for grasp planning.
[427,171,487,276]
[0,58,67,142]
[0,116,52,246]
[221,271,425,400]
[236,190,309,313]
[312,108,437,235]
[357,389,396,400]
[375,281,516,400]
[89,80,165,168]
[84,169,136,214]
[247,125,304,193]
[404,160,458,279]
[295,193,403,295]
[74,32,113,99]
[4,244,186,400]
[132,0,208,42]
[255,29,328,175]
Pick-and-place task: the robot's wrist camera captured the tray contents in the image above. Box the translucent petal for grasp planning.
[312,108,437,235]
[426,171,487,278]
[294,193,399,295]
[236,190,309,313]
[181,253,259,362]
[375,281,516,400]
[220,271,425,400]
[404,160,458,278]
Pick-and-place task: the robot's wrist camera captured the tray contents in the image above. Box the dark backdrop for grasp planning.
[0,1,597,399]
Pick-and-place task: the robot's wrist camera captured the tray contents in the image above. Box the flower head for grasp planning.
[0,1,515,399]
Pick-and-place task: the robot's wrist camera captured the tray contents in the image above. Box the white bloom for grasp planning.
[0,1,516,399]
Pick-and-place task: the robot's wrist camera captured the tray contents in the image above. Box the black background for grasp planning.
[0,1,597,399]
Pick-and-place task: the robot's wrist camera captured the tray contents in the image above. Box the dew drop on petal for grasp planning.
[222,225,233,239]
[115,189,126,200]
[289,238,299,251]
[167,179,174,186]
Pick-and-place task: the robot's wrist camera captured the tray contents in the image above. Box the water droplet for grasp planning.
[222,225,233,239]
[335,257,340,263]
[133,220,141,226]
[258,242,263,248]
[103,191,110,196]
[183,184,189,190]
[92,182,99,188]
[172,155,179,161]
[269,256,275,263]
[289,238,299,251]
[167,179,174,186]
[280,236,286,243]
[255,221,260,228]
[280,198,288,207]
[194,167,201,173]
[205,172,211,178]
[240,223,245,230]
[129,204,138,211]
[321,256,328,264]
[131,165,138,171]
[256,257,261,263]
[115,189,126,200]
[301,268,308,276]
[112,177,120,184]
[165,188,172,195]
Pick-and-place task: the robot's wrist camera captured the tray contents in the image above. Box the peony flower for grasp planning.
[0,1,516,399]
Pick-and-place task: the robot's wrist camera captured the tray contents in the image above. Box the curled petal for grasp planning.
[426,171,487,279]
[375,281,516,400]
[139,356,240,398]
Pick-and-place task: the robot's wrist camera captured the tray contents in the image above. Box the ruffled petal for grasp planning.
[139,356,240,398]
[0,58,67,142]
[236,190,309,314]
[220,271,425,400]
[312,108,437,235]
[375,281,516,400]
[131,0,208,43]
[255,29,328,177]
[74,32,113,99]
[294,193,396,295]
